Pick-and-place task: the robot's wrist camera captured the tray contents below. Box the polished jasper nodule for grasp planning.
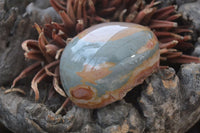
[60,22,160,108]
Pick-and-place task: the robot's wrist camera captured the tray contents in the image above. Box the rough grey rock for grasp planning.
[177,63,200,132]
[33,0,51,9]
[176,0,197,6]
[4,0,33,13]
[138,64,200,133]
[25,1,60,24]
[179,0,200,31]
[97,101,131,128]
[0,88,144,133]
[149,0,195,7]
[1,65,200,133]
[0,0,60,85]
[0,88,91,133]
[0,7,34,85]
[192,37,200,57]
[139,68,181,132]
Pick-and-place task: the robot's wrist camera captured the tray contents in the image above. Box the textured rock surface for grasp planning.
[140,64,200,132]
[1,65,200,133]
[179,0,200,31]
[0,6,33,85]
[192,37,200,57]
[4,0,33,13]
[139,68,181,132]
[177,64,200,132]
[0,87,142,133]
[176,0,197,6]
[149,0,197,7]
[25,0,60,24]
[1,0,200,133]
[0,0,59,85]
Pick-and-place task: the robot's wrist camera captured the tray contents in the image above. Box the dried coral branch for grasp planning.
[53,67,67,97]
[45,60,60,76]
[11,62,41,88]
[31,67,47,101]
[5,88,26,95]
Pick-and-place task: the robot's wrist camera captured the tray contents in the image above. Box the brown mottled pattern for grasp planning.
[76,62,115,85]
[71,87,94,100]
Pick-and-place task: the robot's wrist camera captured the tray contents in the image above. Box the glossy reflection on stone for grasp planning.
[60,22,160,108]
